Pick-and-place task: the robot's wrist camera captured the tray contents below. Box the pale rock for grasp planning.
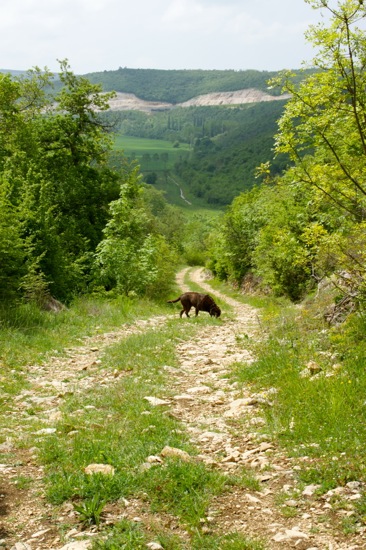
[259,474,272,482]
[245,493,261,504]
[306,361,322,374]
[172,394,195,402]
[186,385,212,394]
[349,493,362,500]
[31,528,51,538]
[347,481,362,490]
[241,448,260,460]
[272,528,309,542]
[250,416,266,426]
[224,397,258,418]
[146,455,163,464]
[65,527,79,539]
[284,499,298,507]
[10,545,32,550]
[302,484,321,496]
[332,363,342,370]
[198,431,225,443]
[258,442,273,452]
[0,440,14,452]
[146,543,164,550]
[34,428,57,435]
[160,446,191,462]
[144,396,170,406]
[84,463,115,475]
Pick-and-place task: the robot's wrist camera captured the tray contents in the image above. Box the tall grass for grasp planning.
[0,295,166,368]
[232,297,366,491]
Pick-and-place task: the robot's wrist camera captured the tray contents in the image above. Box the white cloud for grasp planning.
[0,0,320,73]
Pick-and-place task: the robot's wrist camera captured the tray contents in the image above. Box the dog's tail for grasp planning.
[167,297,181,304]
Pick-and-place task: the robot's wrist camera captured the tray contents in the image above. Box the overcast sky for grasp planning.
[1,0,321,75]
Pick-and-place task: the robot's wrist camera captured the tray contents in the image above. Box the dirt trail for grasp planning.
[169,268,365,550]
[1,268,365,549]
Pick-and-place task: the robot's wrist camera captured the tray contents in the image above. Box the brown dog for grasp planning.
[167,291,221,318]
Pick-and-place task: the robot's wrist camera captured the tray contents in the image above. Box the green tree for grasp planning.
[273,0,366,221]
[0,62,123,302]
[94,168,178,296]
[0,177,25,301]
[268,0,366,303]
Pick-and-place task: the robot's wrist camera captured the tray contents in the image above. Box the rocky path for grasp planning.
[169,268,365,550]
[1,267,365,549]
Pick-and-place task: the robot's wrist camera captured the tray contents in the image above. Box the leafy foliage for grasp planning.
[0,62,181,305]
[94,167,179,297]
[210,0,366,305]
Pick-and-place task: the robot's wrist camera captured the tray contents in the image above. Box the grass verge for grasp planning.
[215,281,366,532]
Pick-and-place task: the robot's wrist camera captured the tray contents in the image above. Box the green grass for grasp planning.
[113,135,191,171]
[0,295,169,369]
[192,532,266,550]
[228,290,366,493]
[112,134,225,211]
[34,316,256,546]
[0,295,172,444]
[8,270,366,543]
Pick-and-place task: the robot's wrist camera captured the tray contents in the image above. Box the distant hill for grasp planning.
[104,88,290,113]
[85,67,286,104]
[0,69,27,77]
[1,66,294,207]
[85,68,294,207]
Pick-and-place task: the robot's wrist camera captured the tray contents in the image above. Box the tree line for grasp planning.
[3,0,365,315]
[0,61,186,306]
[207,0,366,309]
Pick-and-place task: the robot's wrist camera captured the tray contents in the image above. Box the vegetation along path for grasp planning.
[1,268,365,549]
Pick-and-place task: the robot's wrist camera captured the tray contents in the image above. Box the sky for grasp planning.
[0,0,322,75]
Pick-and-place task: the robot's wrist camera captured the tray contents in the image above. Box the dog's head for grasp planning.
[210,305,221,318]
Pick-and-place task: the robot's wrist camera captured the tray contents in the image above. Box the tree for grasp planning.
[0,178,25,301]
[264,0,366,304]
[94,168,178,297]
[0,62,122,302]
[273,0,366,221]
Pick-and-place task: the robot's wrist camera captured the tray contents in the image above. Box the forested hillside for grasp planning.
[86,67,283,104]
[0,61,185,305]
[107,101,289,205]
[77,66,302,207]
[174,101,289,204]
